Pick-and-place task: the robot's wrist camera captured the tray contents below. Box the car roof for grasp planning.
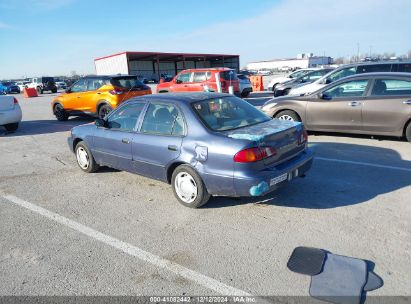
[337,72,411,81]
[336,60,411,69]
[135,92,231,104]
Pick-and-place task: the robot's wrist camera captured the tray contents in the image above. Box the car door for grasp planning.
[82,77,106,113]
[131,102,185,181]
[92,102,147,171]
[362,77,411,133]
[64,79,88,111]
[306,78,370,131]
[189,71,209,92]
[169,72,192,92]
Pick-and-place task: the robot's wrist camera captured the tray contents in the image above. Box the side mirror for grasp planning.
[65,88,71,93]
[324,78,332,84]
[175,79,182,84]
[95,119,106,128]
[318,93,331,100]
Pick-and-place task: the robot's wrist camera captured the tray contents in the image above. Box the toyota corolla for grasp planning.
[68,93,313,208]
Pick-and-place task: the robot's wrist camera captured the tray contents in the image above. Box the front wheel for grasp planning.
[4,123,19,131]
[275,110,300,122]
[171,165,210,208]
[241,91,250,98]
[75,142,99,173]
[54,104,69,121]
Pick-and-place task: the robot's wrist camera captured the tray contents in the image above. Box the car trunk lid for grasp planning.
[0,95,15,111]
[226,119,306,166]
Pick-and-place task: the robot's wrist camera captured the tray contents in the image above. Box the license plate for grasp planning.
[270,173,288,186]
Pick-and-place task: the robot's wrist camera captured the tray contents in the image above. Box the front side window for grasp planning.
[176,73,191,83]
[323,79,369,98]
[107,102,146,131]
[371,79,411,96]
[327,67,357,83]
[141,103,184,136]
[192,96,270,131]
[71,79,87,93]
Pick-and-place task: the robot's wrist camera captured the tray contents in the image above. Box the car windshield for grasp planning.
[111,76,144,89]
[192,96,270,131]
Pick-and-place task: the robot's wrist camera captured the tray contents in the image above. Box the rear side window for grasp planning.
[141,103,184,136]
[111,77,143,89]
[323,79,369,98]
[357,64,392,73]
[87,78,106,91]
[371,79,411,96]
[107,102,146,131]
[193,72,209,83]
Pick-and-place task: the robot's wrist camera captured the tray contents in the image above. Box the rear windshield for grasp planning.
[220,70,237,80]
[111,76,144,89]
[192,96,270,131]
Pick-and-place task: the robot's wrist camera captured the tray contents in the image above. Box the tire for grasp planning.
[241,91,250,98]
[36,86,43,94]
[171,164,211,208]
[4,123,18,131]
[405,122,411,142]
[98,104,112,119]
[275,110,301,122]
[54,104,69,121]
[75,141,99,173]
[272,83,278,92]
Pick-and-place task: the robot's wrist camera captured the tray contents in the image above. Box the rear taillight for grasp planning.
[13,97,18,104]
[109,88,124,95]
[234,146,277,163]
[299,128,308,145]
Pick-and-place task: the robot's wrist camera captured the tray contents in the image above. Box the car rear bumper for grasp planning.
[0,106,22,126]
[233,149,314,197]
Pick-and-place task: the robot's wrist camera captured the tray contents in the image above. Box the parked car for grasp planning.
[289,60,411,96]
[0,82,20,94]
[273,68,334,97]
[0,95,22,131]
[68,93,313,208]
[267,68,318,91]
[27,77,57,94]
[51,75,152,121]
[156,68,240,95]
[261,72,411,142]
[15,81,30,92]
[55,81,67,90]
[237,74,253,97]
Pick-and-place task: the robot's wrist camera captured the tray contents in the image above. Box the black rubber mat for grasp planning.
[363,271,384,291]
[309,253,368,304]
[287,246,326,276]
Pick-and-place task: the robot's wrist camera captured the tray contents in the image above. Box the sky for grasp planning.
[0,0,410,79]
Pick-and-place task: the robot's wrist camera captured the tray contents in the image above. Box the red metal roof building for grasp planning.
[94,51,240,82]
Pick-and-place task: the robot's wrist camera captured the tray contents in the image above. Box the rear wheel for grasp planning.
[54,104,69,121]
[405,122,411,142]
[275,110,300,122]
[75,141,99,173]
[52,88,57,93]
[98,104,112,119]
[4,123,18,131]
[171,165,210,208]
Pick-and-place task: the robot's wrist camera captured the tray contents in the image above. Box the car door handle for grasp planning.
[403,100,411,105]
[168,145,178,151]
[122,138,130,144]
[349,101,361,107]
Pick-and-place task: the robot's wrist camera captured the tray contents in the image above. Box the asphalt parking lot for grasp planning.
[1,92,410,299]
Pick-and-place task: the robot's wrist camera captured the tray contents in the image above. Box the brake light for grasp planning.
[299,128,308,145]
[13,97,18,104]
[109,88,124,95]
[234,146,277,163]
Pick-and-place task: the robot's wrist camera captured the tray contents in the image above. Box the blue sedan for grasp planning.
[68,93,313,208]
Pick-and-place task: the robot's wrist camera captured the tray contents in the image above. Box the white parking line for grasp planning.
[316,157,411,172]
[1,193,251,297]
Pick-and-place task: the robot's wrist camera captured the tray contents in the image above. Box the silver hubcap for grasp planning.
[76,147,89,169]
[174,172,198,203]
[278,114,294,121]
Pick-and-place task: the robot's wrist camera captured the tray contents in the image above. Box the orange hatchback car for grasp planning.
[52,75,151,121]
[156,68,240,95]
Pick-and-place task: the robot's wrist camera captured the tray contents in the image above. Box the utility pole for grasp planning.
[357,42,360,62]
[369,45,372,57]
